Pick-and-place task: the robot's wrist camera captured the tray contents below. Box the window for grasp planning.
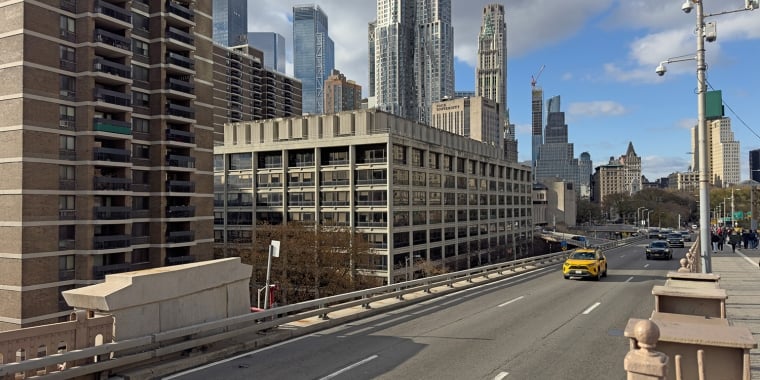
[412,172,426,187]
[132,144,150,159]
[58,225,75,250]
[229,153,252,170]
[59,45,75,70]
[393,190,409,206]
[59,255,74,272]
[60,75,76,98]
[412,191,426,205]
[133,118,149,134]
[133,65,149,82]
[392,144,406,164]
[59,165,75,180]
[393,211,409,227]
[58,195,75,210]
[411,148,423,167]
[59,15,75,40]
[59,135,75,150]
[393,169,409,185]
[133,92,149,108]
[428,152,439,169]
[133,39,149,56]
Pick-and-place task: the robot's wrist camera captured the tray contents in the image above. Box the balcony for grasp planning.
[167,205,195,218]
[94,176,131,191]
[94,147,131,162]
[59,149,77,161]
[59,179,76,190]
[59,269,75,281]
[94,88,131,108]
[93,58,132,82]
[167,77,194,96]
[94,118,132,135]
[166,128,195,144]
[167,230,195,243]
[94,0,131,26]
[59,115,76,131]
[166,26,194,48]
[167,0,195,25]
[93,234,131,250]
[166,180,194,192]
[94,206,132,220]
[166,102,195,120]
[94,28,132,53]
[131,235,150,245]
[166,154,195,168]
[166,52,194,71]
[357,222,388,228]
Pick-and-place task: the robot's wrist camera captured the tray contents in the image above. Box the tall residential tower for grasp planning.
[414,0,455,124]
[0,0,214,330]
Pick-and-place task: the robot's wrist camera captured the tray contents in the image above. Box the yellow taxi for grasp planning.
[562,248,607,281]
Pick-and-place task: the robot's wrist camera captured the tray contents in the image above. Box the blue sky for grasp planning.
[247,0,760,181]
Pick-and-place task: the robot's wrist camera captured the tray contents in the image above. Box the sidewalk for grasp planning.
[711,247,760,378]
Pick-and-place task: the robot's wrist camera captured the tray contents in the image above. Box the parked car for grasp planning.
[646,240,672,260]
[562,248,607,280]
[666,233,685,248]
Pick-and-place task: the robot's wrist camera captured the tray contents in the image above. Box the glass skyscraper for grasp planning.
[247,32,287,73]
[293,5,335,115]
[213,0,248,46]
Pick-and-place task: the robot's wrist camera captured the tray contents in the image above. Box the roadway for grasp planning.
[167,239,683,380]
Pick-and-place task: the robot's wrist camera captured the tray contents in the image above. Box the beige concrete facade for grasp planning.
[215,109,533,284]
[0,1,214,331]
[430,97,503,149]
[324,69,362,114]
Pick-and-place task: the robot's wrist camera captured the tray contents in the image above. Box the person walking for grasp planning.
[717,229,725,251]
[728,229,741,253]
[711,231,720,252]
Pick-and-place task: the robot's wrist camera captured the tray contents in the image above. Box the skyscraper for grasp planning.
[0,0,213,330]
[535,95,580,187]
[213,0,248,46]
[293,5,335,115]
[415,0,455,124]
[691,117,740,187]
[247,32,287,73]
[531,86,543,182]
[373,0,417,120]
[476,4,507,117]
[373,0,454,124]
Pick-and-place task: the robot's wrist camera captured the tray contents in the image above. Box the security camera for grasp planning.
[682,0,693,13]
[655,63,667,76]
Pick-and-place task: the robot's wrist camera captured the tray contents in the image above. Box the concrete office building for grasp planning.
[430,97,502,149]
[246,32,287,73]
[213,0,247,46]
[0,0,214,330]
[323,69,362,114]
[214,109,533,284]
[532,179,577,229]
[667,171,700,192]
[211,43,303,142]
[293,5,335,115]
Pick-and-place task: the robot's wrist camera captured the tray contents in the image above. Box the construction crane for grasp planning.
[531,64,546,88]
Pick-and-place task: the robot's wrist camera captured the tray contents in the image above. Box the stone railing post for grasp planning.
[624,320,669,380]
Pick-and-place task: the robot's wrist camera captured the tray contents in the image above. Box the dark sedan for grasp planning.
[646,240,672,260]
[666,233,685,248]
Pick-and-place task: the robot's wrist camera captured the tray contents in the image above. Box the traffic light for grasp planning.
[747,0,759,10]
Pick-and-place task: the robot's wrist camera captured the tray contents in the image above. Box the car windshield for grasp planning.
[668,234,681,239]
[571,251,596,260]
[650,242,668,248]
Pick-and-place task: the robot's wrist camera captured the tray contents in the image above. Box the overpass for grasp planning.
[1,235,757,379]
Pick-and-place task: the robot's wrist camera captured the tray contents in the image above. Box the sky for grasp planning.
[246,0,760,181]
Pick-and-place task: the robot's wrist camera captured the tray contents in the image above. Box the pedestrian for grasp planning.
[717,230,725,251]
[752,230,758,249]
[742,229,750,249]
[711,231,720,252]
[728,230,741,253]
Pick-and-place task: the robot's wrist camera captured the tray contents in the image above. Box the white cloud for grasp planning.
[568,101,627,117]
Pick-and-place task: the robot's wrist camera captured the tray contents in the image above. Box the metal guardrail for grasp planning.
[0,236,644,379]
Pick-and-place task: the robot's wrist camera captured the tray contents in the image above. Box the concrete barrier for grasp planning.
[651,285,727,319]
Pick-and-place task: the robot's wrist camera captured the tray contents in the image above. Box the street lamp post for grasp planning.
[637,207,646,227]
[658,0,758,272]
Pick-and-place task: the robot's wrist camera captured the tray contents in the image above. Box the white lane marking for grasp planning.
[498,296,525,308]
[625,276,634,283]
[374,314,411,327]
[644,264,650,268]
[319,355,379,380]
[736,250,759,267]
[582,302,601,315]
[338,326,375,338]
[162,334,312,379]
[495,371,509,380]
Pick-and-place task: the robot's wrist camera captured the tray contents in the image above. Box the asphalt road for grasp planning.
[168,239,682,380]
